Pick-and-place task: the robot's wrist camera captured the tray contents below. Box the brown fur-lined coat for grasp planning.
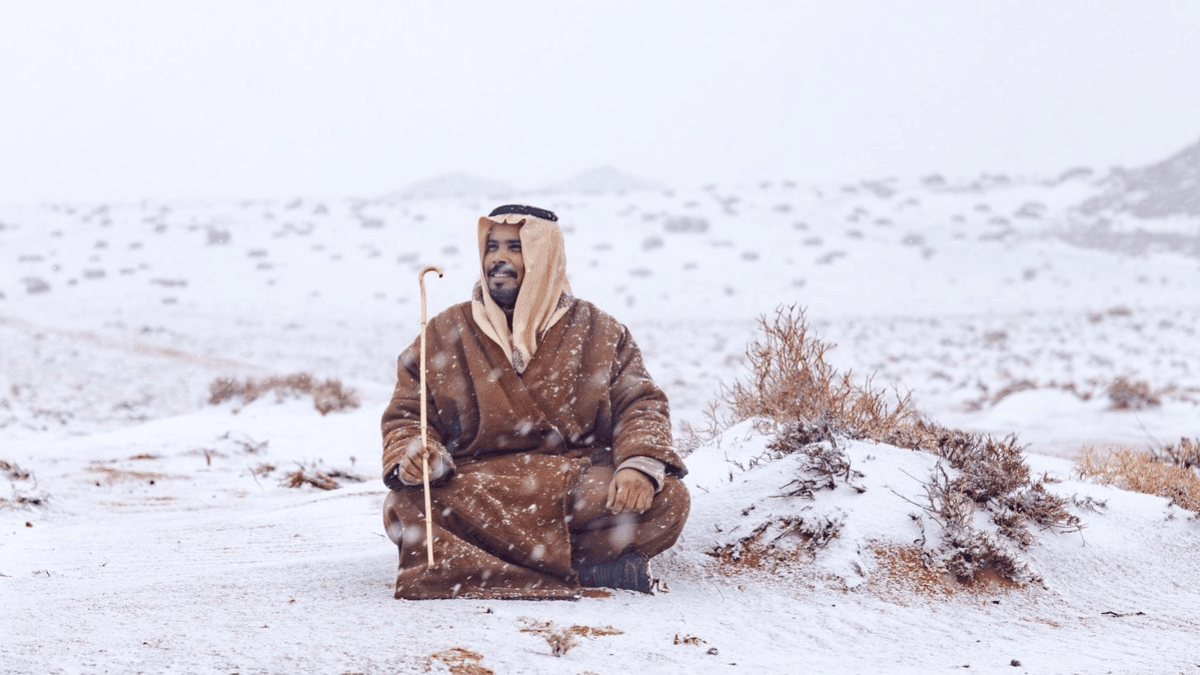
[382,298,685,485]
[380,298,687,598]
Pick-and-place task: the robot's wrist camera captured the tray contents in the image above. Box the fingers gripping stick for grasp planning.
[418,265,443,566]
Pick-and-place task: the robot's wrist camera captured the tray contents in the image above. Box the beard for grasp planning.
[487,263,520,310]
[488,283,519,310]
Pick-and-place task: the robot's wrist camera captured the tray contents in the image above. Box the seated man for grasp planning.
[381,204,689,600]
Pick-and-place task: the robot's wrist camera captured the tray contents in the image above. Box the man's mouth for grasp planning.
[488,266,517,280]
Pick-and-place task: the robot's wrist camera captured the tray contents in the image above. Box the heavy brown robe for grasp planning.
[381,298,688,599]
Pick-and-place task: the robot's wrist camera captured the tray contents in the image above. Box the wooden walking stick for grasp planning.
[418,264,443,567]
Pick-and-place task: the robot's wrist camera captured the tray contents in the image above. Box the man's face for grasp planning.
[483,222,524,309]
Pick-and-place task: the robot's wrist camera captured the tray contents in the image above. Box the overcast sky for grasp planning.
[2,0,1198,204]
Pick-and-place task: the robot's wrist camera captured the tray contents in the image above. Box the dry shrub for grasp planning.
[871,544,1024,600]
[1076,446,1200,512]
[902,464,1048,585]
[990,379,1037,405]
[706,514,844,575]
[280,465,363,491]
[890,431,1080,585]
[519,618,623,657]
[431,648,492,675]
[86,464,185,486]
[208,373,360,415]
[1156,437,1200,469]
[1,459,30,482]
[722,305,919,441]
[768,424,865,498]
[940,526,1032,585]
[717,304,1081,586]
[1,459,48,508]
[1107,377,1160,410]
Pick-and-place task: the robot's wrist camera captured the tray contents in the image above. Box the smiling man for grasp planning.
[381,204,690,599]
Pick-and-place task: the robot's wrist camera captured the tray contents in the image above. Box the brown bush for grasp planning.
[1156,437,1200,469]
[1076,446,1200,512]
[208,373,360,415]
[722,305,919,441]
[706,514,844,576]
[1107,377,1160,410]
[1,459,49,508]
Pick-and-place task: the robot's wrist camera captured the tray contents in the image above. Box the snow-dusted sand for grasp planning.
[3,150,1200,673]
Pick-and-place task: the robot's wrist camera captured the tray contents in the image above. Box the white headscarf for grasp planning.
[471,210,574,374]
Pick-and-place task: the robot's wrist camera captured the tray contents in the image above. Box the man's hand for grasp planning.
[398,441,448,485]
[606,468,655,514]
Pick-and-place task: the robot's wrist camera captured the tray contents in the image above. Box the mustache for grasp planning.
[487,263,518,278]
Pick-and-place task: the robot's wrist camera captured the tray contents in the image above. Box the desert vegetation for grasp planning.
[699,304,1082,585]
[1075,440,1200,512]
[207,372,360,415]
[1,459,48,508]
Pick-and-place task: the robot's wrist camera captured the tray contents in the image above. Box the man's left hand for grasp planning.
[606,468,654,514]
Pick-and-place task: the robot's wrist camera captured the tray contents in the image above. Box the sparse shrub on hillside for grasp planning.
[1107,377,1160,410]
[1156,437,1200,469]
[21,277,50,294]
[1015,201,1046,219]
[208,373,360,415]
[1076,445,1200,512]
[641,236,664,251]
[1,459,48,508]
[206,226,231,245]
[662,216,709,234]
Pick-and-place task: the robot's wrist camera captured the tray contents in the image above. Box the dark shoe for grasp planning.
[577,553,651,593]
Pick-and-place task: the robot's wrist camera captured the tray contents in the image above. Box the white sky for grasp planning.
[1,0,1198,203]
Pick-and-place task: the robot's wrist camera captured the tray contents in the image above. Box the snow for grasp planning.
[3,154,1200,673]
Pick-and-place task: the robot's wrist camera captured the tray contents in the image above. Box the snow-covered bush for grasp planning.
[697,304,1082,585]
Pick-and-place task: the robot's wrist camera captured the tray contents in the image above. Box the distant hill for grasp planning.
[1081,137,1200,218]
[378,173,518,201]
[536,166,664,194]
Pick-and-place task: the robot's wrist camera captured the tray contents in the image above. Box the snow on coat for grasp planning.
[380,298,688,599]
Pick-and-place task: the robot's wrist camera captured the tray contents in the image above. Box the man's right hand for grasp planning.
[398,440,451,485]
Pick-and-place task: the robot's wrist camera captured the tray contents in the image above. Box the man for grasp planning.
[381,204,690,600]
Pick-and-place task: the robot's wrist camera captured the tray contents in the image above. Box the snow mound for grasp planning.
[680,420,943,589]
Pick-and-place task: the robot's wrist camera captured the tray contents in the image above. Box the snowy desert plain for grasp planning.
[3,139,1200,674]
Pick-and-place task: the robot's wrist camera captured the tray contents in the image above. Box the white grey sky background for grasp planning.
[2,0,1198,204]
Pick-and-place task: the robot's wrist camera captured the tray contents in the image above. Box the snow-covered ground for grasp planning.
[3,147,1200,673]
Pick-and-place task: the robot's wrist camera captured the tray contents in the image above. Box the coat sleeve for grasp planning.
[608,324,688,478]
[380,341,450,490]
